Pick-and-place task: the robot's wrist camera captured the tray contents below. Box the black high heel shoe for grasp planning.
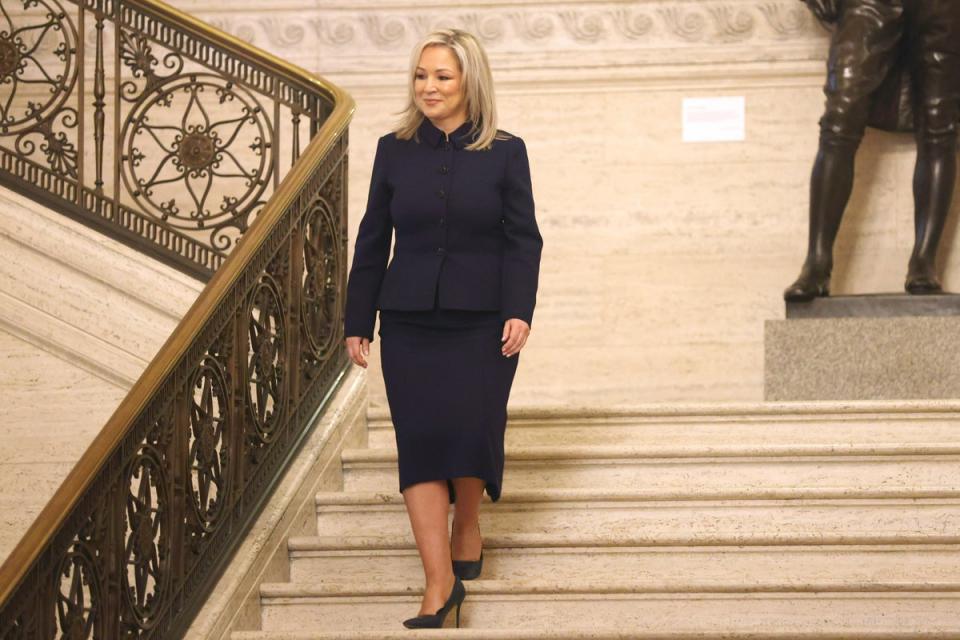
[451,518,484,580]
[402,576,465,629]
[453,550,483,580]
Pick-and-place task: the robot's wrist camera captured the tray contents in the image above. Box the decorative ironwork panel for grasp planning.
[245,272,287,453]
[299,144,347,396]
[118,72,273,250]
[0,0,352,637]
[185,348,232,549]
[0,0,326,280]
[0,2,79,130]
[55,512,105,640]
[119,409,172,634]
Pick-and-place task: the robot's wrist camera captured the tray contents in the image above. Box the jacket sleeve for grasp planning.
[344,136,393,342]
[499,136,543,327]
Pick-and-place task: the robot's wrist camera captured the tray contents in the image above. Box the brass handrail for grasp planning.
[0,0,355,635]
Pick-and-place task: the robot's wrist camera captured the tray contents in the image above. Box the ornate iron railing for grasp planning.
[0,0,355,636]
[0,0,333,279]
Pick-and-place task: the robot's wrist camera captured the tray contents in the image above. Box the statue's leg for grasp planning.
[787,133,859,300]
[785,0,905,301]
[904,1,960,294]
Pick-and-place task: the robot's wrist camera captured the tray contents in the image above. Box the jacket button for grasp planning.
[439,217,446,226]
[436,247,446,255]
[437,188,445,199]
[439,165,448,174]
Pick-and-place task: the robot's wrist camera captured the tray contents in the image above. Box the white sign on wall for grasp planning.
[682,96,746,143]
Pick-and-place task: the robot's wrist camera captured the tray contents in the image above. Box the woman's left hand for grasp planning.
[501,318,530,357]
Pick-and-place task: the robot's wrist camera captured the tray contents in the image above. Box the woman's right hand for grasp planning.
[345,336,371,368]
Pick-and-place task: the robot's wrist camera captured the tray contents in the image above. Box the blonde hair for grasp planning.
[394,28,510,151]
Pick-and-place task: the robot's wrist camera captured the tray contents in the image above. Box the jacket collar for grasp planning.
[417,117,478,149]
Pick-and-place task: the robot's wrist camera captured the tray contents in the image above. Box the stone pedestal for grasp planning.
[765,294,960,401]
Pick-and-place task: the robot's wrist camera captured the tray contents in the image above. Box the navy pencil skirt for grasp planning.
[377,291,519,504]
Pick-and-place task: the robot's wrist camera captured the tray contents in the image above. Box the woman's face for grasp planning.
[414,45,467,128]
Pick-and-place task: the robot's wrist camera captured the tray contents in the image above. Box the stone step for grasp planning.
[365,403,960,449]
[285,535,960,585]
[254,578,960,634]
[235,631,959,640]
[340,444,960,493]
[314,489,960,542]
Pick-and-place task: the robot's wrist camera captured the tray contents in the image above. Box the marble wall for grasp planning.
[164,0,960,405]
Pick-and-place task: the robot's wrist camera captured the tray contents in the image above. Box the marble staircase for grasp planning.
[230,404,960,637]
[0,187,203,564]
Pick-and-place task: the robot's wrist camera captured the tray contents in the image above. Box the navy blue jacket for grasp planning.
[344,117,543,342]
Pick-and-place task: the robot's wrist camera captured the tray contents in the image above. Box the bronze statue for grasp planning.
[785,0,960,301]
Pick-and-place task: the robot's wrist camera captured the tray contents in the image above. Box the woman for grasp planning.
[343,28,543,629]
